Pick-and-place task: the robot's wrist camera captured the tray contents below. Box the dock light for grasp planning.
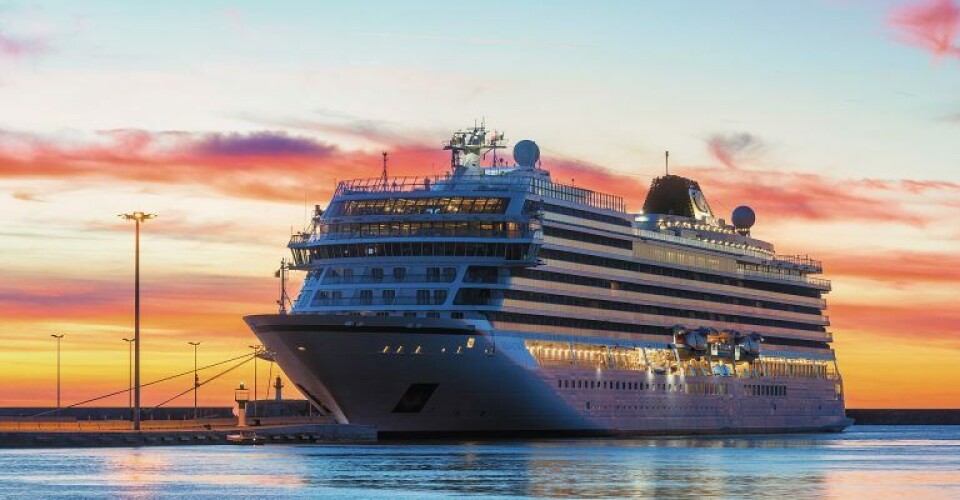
[235,382,250,428]
[119,211,156,431]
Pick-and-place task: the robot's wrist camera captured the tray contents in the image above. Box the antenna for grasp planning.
[665,151,670,175]
[275,258,291,314]
[380,151,389,188]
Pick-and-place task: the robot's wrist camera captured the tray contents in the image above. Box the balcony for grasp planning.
[292,228,538,245]
[310,297,447,307]
[321,273,457,285]
[771,254,823,273]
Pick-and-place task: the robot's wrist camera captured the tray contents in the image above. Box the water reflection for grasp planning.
[0,426,957,498]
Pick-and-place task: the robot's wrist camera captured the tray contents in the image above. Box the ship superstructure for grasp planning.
[246,124,851,436]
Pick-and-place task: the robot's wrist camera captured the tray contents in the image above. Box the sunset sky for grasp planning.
[1,0,958,409]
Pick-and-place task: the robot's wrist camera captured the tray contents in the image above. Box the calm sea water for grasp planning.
[1,426,958,499]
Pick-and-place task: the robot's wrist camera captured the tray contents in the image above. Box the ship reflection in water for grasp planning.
[1,427,957,498]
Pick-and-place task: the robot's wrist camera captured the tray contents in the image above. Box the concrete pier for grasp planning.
[0,422,376,448]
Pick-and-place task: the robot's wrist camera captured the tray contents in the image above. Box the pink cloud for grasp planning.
[890,0,960,61]
[705,133,764,169]
[0,128,445,203]
[0,28,49,60]
[2,125,958,229]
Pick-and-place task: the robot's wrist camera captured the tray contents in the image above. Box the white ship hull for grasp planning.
[246,314,851,437]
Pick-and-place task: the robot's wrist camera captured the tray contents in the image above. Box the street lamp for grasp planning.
[51,334,64,418]
[188,341,201,420]
[122,337,134,416]
[119,210,156,431]
[249,345,263,402]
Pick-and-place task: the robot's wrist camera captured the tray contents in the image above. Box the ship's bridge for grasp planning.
[288,168,626,268]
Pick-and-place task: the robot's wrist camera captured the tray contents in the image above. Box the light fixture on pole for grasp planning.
[188,341,201,420]
[249,345,263,402]
[119,211,156,431]
[122,337,134,416]
[51,334,64,418]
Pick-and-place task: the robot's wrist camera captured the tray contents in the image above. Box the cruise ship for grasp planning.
[245,125,852,436]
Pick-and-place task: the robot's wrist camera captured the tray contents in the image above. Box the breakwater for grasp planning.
[847,409,960,425]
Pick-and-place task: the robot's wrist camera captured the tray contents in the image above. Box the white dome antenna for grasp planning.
[513,140,540,168]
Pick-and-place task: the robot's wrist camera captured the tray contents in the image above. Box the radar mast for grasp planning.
[442,122,506,172]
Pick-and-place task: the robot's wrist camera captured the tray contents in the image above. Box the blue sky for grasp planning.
[2,0,956,181]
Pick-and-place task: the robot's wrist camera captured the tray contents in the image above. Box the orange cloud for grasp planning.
[11,190,42,202]
[0,274,275,320]
[831,301,960,347]
[824,250,960,284]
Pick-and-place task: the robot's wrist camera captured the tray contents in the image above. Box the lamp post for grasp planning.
[249,345,262,401]
[119,211,156,431]
[51,334,64,417]
[188,341,201,420]
[122,337,134,417]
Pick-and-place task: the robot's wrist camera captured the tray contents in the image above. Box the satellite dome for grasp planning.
[513,140,540,167]
[732,205,756,230]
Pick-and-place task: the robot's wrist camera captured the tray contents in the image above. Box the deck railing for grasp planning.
[335,174,626,213]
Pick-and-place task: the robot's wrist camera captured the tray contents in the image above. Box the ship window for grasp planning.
[382,289,396,304]
[433,290,448,304]
[416,290,430,305]
[393,267,407,281]
[466,266,499,283]
[427,267,441,282]
[371,267,384,282]
[312,291,329,305]
[451,312,464,319]
[358,289,373,305]
[404,312,417,318]
[443,267,457,282]
[342,268,354,283]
